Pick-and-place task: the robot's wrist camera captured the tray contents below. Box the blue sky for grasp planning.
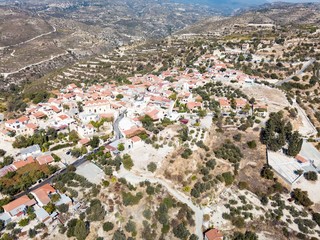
[268,0,320,2]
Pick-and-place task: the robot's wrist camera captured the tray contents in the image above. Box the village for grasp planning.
[0,39,320,239]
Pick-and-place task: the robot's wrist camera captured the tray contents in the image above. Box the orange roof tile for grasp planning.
[186,102,202,110]
[13,157,35,169]
[26,123,38,130]
[36,155,54,165]
[79,138,90,145]
[219,98,230,107]
[205,229,223,240]
[295,155,308,164]
[33,111,46,118]
[3,195,36,213]
[131,136,141,143]
[31,184,56,206]
[17,116,29,122]
[58,114,69,120]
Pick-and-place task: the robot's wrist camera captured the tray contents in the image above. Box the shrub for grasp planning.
[125,220,136,234]
[261,165,274,180]
[260,195,269,206]
[291,188,313,207]
[122,192,143,206]
[173,223,190,239]
[19,218,29,227]
[238,181,248,190]
[0,149,6,157]
[103,222,114,232]
[312,212,320,227]
[181,148,193,159]
[246,140,257,149]
[122,154,134,170]
[231,216,245,228]
[233,133,242,142]
[57,203,69,213]
[214,143,243,163]
[222,172,234,185]
[304,171,318,181]
[147,162,157,173]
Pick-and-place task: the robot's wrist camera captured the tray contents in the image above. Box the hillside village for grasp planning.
[0,42,320,239]
[1,4,320,238]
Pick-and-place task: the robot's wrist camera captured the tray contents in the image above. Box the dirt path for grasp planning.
[0,25,57,50]
[116,168,204,239]
[293,100,317,137]
[0,51,68,79]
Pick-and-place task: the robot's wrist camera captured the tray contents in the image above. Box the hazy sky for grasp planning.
[268,0,320,2]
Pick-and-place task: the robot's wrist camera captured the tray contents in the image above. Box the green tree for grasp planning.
[291,188,313,207]
[57,204,69,213]
[19,218,29,227]
[173,223,190,239]
[287,131,302,156]
[103,222,114,232]
[89,136,100,148]
[147,162,157,173]
[304,171,318,181]
[222,172,234,185]
[117,143,125,151]
[247,140,257,149]
[69,130,80,143]
[122,154,134,170]
[113,229,126,240]
[74,220,88,240]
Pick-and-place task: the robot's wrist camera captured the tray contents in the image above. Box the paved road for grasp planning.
[275,58,316,86]
[13,155,88,199]
[13,112,127,199]
[113,110,126,140]
[117,168,204,239]
[13,138,113,199]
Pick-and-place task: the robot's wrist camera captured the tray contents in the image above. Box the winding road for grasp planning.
[275,58,316,86]
[116,168,204,239]
[0,25,57,50]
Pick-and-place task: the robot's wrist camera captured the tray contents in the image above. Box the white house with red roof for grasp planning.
[5,116,29,133]
[83,100,111,114]
[77,124,95,138]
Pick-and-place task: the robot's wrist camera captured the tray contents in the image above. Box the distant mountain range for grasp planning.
[173,0,320,14]
[173,0,268,13]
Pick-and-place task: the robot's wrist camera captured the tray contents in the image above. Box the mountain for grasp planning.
[177,2,320,34]
[173,0,268,14]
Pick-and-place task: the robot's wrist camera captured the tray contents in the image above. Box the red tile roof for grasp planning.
[36,155,54,165]
[13,156,35,169]
[205,229,223,240]
[131,136,141,143]
[295,155,308,164]
[3,195,36,213]
[31,184,56,206]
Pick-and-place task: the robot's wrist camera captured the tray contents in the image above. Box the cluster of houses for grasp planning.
[0,53,268,143]
[0,144,56,178]
[0,52,271,175]
[0,184,72,226]
[0,53,270,178]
